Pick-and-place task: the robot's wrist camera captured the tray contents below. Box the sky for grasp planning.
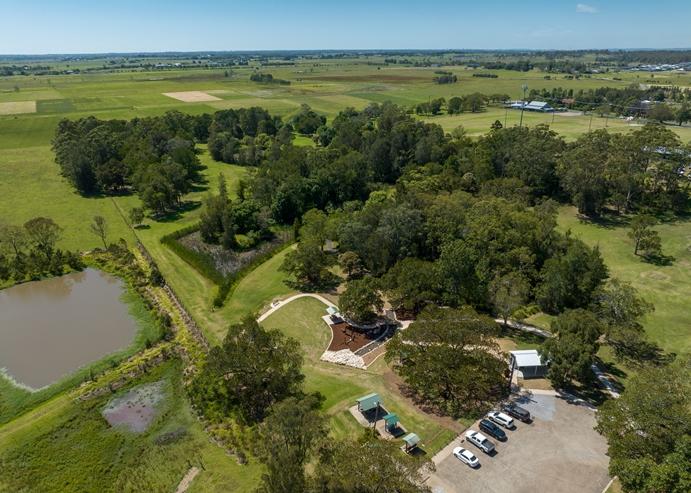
[1,0,690,54]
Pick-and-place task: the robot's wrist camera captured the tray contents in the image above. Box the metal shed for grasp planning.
[510,349,546,378]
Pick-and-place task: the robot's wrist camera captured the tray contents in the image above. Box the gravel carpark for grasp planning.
[426,393,611,493]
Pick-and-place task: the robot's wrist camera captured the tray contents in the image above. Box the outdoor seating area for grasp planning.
[350,392,421,454]
[320,306,399,369]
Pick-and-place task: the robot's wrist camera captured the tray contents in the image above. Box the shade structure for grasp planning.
[402,432,420,449]
[356,392,381,412]
[383,412,399,429]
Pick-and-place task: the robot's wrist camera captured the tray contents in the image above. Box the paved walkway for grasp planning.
[256,293,336,322]
[174,466,200,493]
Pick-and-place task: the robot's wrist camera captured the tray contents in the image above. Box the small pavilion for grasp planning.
[402,433,420,453]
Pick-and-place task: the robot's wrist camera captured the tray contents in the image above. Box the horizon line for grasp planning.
[2,47,691,58]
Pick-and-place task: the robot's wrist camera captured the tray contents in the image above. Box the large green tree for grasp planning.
[339,276,383,324]
[628,215,662,258]
[540,309,602,388]
[311,435,433,493]
[191,317,304,424]
[557,130,610,217]
[280,242,331,288]
[490,272,530,325]
[255,396,327,493]
[596,358,691,493]
[386,306,504,416]
[592,279,655,362]
[382,258,439,315]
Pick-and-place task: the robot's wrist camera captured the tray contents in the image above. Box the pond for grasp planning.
[0,268,140,390]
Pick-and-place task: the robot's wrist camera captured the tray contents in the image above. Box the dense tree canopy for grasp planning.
[540,309,603,387]
[191,317,304,425]
[386,306,505,416]
[596,358,691,493]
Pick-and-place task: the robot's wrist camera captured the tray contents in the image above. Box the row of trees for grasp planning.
[529,84,691,116]
[0,217,83,283]
[190,317,432,493]
[53,113,207,214]
[414,93,510,116]
[558,125,689,216]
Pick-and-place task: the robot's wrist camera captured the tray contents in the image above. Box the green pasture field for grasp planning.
[0,361,262,493]
[261,296,458,454]
[558,207,691,355]
[423,107,691,141]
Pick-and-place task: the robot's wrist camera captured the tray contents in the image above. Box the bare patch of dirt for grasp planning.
[640,270,670,282]
[328,322,381,351]
[162,91,221,102]
[0,100,36,115]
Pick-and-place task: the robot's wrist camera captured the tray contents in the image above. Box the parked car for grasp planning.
[479,418,507,441]
[453,446,480,468]
[487,411,516,429]
[464,430,495,454]
[502,402,532,422]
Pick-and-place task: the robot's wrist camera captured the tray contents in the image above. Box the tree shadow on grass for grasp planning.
[576,211,629,230]
[501,327,546,347]
[153,200,201,223]
[641,253,675,266]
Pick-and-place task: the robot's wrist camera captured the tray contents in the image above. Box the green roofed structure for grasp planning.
[383,412,399,432]
[356,392,381,413]
[402,432,420,452]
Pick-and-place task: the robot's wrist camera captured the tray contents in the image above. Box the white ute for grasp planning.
[487,411,515,429]
[464,430,495,454]
[453,446,480,468]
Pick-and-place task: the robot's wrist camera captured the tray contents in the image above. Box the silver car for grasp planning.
[464,430,495,454]
[453,446,480,467]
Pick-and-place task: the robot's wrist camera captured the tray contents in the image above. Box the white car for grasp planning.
[487,411,516,429]
[453,446,480,468]
[464,430,495,454]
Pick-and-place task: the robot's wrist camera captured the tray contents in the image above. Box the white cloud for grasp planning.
[576,3,598,14]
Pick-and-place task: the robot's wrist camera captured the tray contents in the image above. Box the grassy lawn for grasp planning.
[0,362,262,493]
[422,108,691,142]
[261,297,458,455]
[558,206,691,355]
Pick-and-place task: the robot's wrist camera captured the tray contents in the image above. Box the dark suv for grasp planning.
[502,403,531,423]
[479,419,507,441]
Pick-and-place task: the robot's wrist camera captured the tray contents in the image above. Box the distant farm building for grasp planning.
[510,349,547,379]
[507,100,555,112]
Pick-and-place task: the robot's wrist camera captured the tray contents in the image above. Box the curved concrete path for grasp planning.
[256,293,336,322]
